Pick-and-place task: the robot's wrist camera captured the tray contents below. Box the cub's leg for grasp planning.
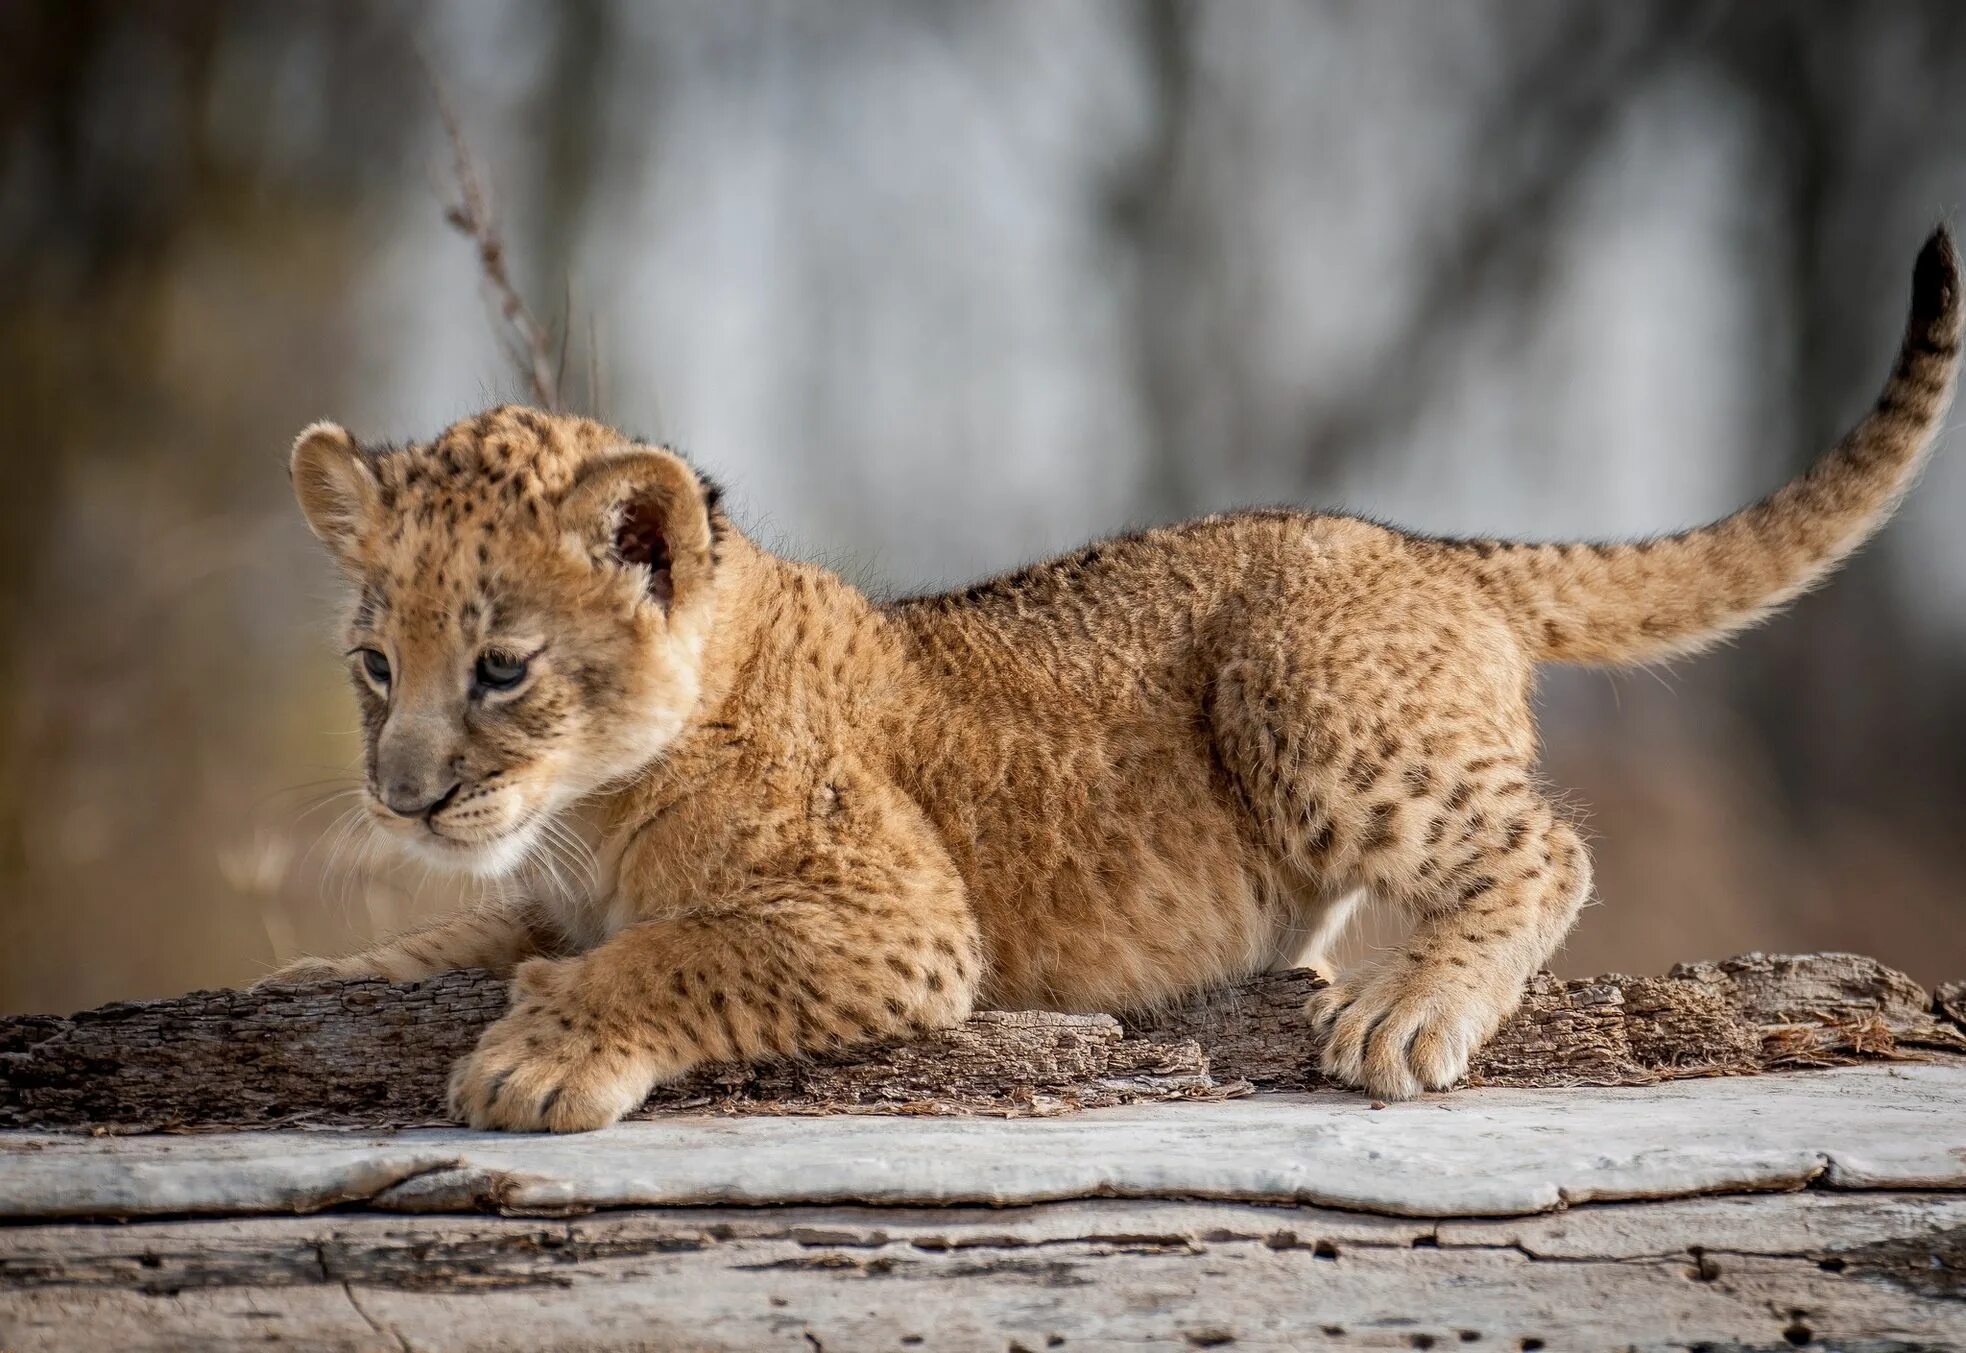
[447,812,980,1132]
[254,901,557,987]
[1211,585,1586,1098]
[1307,788,1590,1098]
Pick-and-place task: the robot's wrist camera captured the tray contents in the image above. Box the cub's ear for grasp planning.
[290,422,378,568]
[558,447,716,610]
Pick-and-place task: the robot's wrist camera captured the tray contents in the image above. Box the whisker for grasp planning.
[282,787,366,829]
[302,803,366,880]
[538,813,597,888]
[518,832,562,902]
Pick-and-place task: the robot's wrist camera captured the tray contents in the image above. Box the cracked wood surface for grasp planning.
[3,1193,1963,1351]
[7,1064,1966,1221]
[2,951,1961,1131]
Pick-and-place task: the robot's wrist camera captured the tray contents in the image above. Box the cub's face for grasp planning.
[289,408,720,877]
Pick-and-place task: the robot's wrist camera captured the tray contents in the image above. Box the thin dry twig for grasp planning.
[427,69,563,411]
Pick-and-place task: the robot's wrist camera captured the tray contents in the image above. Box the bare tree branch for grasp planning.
[426,66,563,411]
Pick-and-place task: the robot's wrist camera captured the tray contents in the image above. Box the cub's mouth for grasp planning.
[407,820,540,879]
[369,788,545,881]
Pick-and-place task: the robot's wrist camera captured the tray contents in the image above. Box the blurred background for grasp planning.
[4,0,1965,1015]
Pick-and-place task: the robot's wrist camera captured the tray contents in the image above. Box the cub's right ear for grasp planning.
[290,422,378,568]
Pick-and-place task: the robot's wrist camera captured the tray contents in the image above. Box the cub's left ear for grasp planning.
[558,447,717,610]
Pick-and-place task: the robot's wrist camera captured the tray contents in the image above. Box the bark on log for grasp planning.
[1939,977,1966,1030]
[2,953,1961,1131]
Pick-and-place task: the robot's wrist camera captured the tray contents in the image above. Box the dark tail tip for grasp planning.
[1911,225,1961,330]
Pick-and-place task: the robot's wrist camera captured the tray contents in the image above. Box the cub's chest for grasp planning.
[520,803,627,951]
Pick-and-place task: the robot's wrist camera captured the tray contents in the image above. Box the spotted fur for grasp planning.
[265,232,1960,1127]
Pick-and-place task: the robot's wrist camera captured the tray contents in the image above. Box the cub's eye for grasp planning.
[475,652,529,692]
[357,648,391,686]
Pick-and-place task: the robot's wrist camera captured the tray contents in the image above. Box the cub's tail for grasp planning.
[1433,228,1961,667]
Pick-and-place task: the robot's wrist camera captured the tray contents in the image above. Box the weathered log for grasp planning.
[1123,951,1966,1090]
[10,1063,1966,1221]
[1939,976,1966,1030]
[5,1194,1966,1351]
[1,952,1961,1131]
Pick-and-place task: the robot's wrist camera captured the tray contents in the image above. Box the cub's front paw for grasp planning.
[251,954,380,990]
[447,956,654,1133]
[1306,961,1514,1100]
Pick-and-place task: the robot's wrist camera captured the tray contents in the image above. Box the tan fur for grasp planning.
[265,233,1961,1129]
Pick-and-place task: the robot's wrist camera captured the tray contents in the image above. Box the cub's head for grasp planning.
[290,406,723,877]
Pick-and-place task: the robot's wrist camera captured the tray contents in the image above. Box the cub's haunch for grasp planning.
[264,231,1961,1130]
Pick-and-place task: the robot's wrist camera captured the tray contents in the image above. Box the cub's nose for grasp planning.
[381,779,461,821]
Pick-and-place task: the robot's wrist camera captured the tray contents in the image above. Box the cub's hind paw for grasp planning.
[1306,965,1504,1100]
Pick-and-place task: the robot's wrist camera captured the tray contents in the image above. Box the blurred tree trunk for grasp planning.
[1717,3,1966,809]
[1106,0,1203,524]
[530,0,615,417]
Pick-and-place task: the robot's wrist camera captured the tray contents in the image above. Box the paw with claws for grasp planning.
[447,955,656,1132]
[1306,960,1514,1100]
[252,954,389,990]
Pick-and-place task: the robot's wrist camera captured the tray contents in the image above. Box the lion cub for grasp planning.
[267,232,1959,1131]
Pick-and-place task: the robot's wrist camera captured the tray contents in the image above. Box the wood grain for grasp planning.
[4,1195,1964,1351]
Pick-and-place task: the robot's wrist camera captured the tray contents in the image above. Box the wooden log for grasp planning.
[1939,976,1966,1029]
[9,1064,1966,1221]
[1,952,1961,1131]
[1130,951,1966,1091]
[4,1194,1965,1351]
